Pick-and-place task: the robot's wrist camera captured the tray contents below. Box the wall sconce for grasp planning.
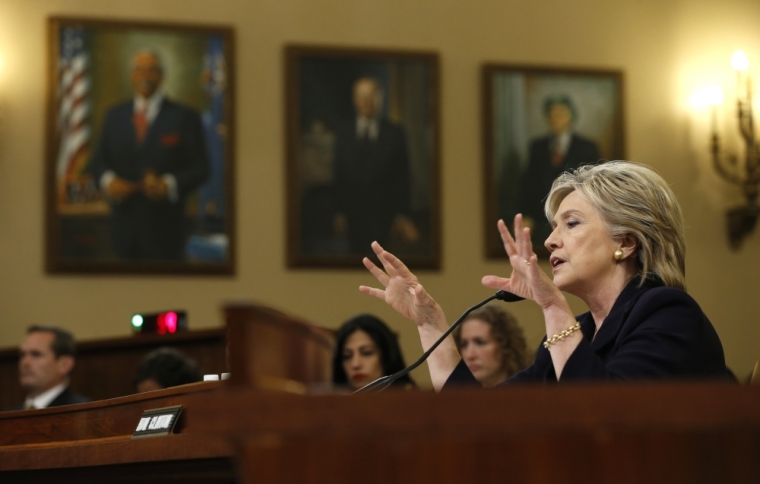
[701,50,760,249]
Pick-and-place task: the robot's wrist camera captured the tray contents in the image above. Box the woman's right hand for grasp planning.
[361,242,459,390]
[359,242,444,329]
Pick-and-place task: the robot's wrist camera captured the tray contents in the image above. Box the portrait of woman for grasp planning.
[360,161,734,389]
[332,314,415,391]
[453,305,531,387]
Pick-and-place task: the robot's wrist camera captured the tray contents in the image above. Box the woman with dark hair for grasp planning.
[134,347,202,393]
[333,314,415,390]
[453,304,531,387]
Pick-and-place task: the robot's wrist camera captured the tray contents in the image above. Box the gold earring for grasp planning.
[614,248,624,261]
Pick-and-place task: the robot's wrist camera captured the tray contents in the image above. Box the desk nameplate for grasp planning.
[131,405,182,439]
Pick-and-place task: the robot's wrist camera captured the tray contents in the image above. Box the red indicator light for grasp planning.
[165,312,178,333]
[156,313,167,335]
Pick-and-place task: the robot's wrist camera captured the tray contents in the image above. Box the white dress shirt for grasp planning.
[24,381,67,409]
[356,116,379,141]
[134,90,164,125]
[553,131,572,157]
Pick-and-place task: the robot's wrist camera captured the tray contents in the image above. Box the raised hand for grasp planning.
[360,241,458,389]
[481,215,562,308]
[359,242,443,328]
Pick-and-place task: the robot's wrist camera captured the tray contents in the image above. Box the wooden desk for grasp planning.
[3,381,759,483]
[0,303,332,482]
[187,383,760,484]
[4,303,758,483]
[0,381,235,483]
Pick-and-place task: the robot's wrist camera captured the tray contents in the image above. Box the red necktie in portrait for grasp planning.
[133,108,148,144]
[551,139,564,167]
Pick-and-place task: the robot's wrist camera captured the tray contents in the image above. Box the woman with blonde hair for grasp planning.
[453,305,530,387]
[360,161,733,389]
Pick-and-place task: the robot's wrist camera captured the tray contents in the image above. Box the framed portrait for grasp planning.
[285,45,441,269]
[482,64,625,259]
[45,17,235,274]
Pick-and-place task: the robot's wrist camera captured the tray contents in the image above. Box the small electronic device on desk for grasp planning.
[131,310,188,334]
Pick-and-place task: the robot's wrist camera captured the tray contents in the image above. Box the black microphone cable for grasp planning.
[353,290,524,394]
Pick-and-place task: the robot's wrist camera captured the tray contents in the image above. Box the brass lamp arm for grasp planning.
[738,109,754,141]
[712,153,743,185]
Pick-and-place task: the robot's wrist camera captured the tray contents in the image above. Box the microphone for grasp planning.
[353,290,524,394]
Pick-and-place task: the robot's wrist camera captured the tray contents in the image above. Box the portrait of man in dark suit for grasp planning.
[90,49,210,260]
[46,21,233,274]
[517,94,600,244]
[484,65,623,258]
[289,47,440,268]
[332,77,419,254]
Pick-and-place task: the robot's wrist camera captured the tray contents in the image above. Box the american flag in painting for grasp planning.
[55,27,91,193]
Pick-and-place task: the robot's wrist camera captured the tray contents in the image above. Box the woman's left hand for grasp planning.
[481,215,563,309]
[487,215,581,380]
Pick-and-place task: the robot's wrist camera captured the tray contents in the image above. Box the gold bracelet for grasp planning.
[543,322,581,349]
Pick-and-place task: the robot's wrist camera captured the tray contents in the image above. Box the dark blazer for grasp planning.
[48,388,91,407]
[332,119,411,253]
[445,279,734,387]
[90,98,209,259]
[517,133,600,243]
[14,387,91,410]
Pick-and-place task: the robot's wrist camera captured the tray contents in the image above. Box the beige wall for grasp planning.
[1,0,759,386]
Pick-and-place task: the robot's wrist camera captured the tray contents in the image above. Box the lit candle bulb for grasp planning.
[689,85,724,135]
[731,50,749,102]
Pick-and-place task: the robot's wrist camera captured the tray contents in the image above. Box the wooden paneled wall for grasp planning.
[0,328,227,411]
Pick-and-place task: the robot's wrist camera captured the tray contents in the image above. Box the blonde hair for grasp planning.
[453,304,531,379]
[545,161,686,290]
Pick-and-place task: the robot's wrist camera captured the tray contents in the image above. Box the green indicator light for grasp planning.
[132,314,144,328]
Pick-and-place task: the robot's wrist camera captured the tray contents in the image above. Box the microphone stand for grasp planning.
[353,290,523,394]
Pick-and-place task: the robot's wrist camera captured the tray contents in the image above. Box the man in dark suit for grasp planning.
[18,325,90,409]
[517,95,600,245]
[91,49,209,260]
[332,77,419,254]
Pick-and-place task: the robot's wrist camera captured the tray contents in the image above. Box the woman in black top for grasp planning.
[360,161,733,389]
